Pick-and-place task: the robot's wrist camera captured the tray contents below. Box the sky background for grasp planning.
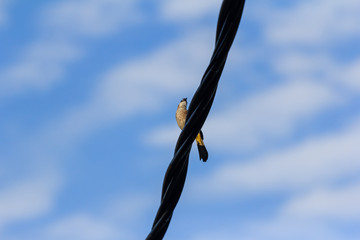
[1,0,360,239]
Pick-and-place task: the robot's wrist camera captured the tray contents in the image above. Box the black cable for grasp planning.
[145,1,245,239]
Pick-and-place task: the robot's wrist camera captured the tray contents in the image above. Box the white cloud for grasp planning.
[2,28,214,167]
[272,50,360,92]
[332,58,360,91]
[191,116,360,197]
[147,80,341,151]
[7,31,215,239]
[0,0,10,26]
[282,183,360,220]
[263,0,360,45]
[94,29,213,114]
[160,0,221,21]
[148,1,360,153]
[0,40,82,98]
[190,216,356,240]
[43,193,154,240]
[43,0,142,36]
[253,0,360,92]
[145,125,179,147]
[206,80,341,151]
[273,52,331,79]
[0,174,61,232]
[45,214,119,240]
[104,193,156,221]
[0,0,142,100]
[28,29,214,150]
[190,183,360,240]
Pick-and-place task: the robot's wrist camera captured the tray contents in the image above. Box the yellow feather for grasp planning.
[195,133,204,146]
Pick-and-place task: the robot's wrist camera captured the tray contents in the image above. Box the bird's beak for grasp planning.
[182,97,187,102]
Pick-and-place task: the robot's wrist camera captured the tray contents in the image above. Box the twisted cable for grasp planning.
[146,1,246,239]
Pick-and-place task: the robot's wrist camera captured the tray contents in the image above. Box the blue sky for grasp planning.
[1,0,360,239]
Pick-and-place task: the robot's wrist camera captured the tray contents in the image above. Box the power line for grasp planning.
[146,1,246,239]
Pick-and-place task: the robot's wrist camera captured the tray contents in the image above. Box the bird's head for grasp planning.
[178,97,187,109]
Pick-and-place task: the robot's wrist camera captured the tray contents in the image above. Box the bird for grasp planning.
[175,98,208,162]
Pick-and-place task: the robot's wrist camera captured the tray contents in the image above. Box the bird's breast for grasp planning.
[176,108,187,130]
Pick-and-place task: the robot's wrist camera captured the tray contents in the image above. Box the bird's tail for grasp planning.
[196,131,208,162]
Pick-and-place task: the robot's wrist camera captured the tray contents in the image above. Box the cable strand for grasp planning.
[145,1,245,239]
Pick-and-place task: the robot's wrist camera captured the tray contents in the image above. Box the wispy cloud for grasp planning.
[41,193,155,240]
[42,0,142,37]
[282,182,360,220]
[204,80,341,151]
[28,29,214,151]
[0,0,10,27]
[0,33,215,240]
[45,214,119,240]
[0,0,142,100]
[191,181,360,240]
[104,193,156,222]
[191,116,360,197]
[263,0,360,46]
[1,30,215,239]
[147,80,342,152]
[273,50,360,92]
[0,40,82,98]
[2,1,360,239]
[258,0,360,92]
[0,174,61,233]
[191,215,357,240]
[160,0,221,21]
[93,29,212,114]
[146,0,360,154]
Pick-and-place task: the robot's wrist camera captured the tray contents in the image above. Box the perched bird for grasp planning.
[175,98,208,162]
